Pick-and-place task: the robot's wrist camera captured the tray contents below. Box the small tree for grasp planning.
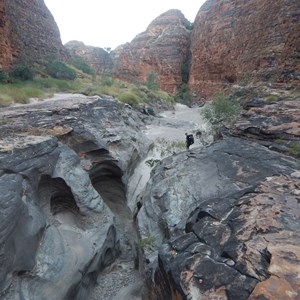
[201,92,241,132]
[103,47,111,53]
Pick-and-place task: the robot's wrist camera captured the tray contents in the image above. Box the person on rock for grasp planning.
[185,132,194,150]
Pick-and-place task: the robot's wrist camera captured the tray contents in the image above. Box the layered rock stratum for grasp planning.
[111,9,191,94]
[140,139,299,299]
[0,0,66,69]
[189,0,300,99]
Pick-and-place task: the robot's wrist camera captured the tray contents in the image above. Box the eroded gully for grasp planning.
[89,104,211,300]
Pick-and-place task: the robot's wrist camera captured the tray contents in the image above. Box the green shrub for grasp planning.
[137,235,157,251]
[71,56,95,75]
[184,21,193,31]
[101,76,114,86]
[0,70,8,83]
[118,92,140,106]
[182,61,190,84]
[1,87,28,104]
[46,61,76,80]
[146,107,155,116]
[22,86,45,98]
[290,143,300,156]
[34,78,77,92]
[201,92,241,130]
[34,78,58,89]
[176,83,192,107]
[264,95,279,103]
[0,82,47,105]
[274,138,283,144]
[54,79,76,91]
[0,93,14,106]
[156,90,175,103]
[9,66,35,81]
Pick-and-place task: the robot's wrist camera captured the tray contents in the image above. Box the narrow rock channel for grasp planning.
[2,93,299,300]
[0,96,209,300]
[89,104,210,300]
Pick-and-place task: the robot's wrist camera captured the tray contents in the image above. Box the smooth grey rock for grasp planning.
[53,144,104,213]
[0,173,46,293]
[137,137,299,260]
[138,137,300,299]
[0,95,153,300]
[0,137,117,300]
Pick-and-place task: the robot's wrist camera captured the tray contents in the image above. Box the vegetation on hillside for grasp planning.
[0,62,176,108]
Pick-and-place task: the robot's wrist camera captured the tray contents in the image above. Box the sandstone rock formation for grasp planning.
[0,0,66,69]
[111,9,192,94]
[1,0,300,299]
[65,41,113,75]
[0,136,117,299]
[189,0,300,99]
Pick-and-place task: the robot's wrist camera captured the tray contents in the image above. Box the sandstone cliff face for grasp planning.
[0,0,66,69]
[189,0,300,99]
[65,41,112,75]
[0,1,19,69]
[111,9,191,94]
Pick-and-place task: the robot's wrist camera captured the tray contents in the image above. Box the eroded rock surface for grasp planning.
[138,137,300,299]
[0,94,152,299]
[230,86,300,159]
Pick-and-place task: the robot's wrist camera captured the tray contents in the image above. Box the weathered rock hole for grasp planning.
[50,192,79,215]
[225,75,236,83]
[90,161,127,212]
[38,175,81,224]
[103,248,114,266]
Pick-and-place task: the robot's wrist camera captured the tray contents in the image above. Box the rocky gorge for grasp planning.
[0,0,300,299]
[0,94,153,300]
[0,85,299,299]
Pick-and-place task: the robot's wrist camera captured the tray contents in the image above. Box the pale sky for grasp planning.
[44,0,206,50]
